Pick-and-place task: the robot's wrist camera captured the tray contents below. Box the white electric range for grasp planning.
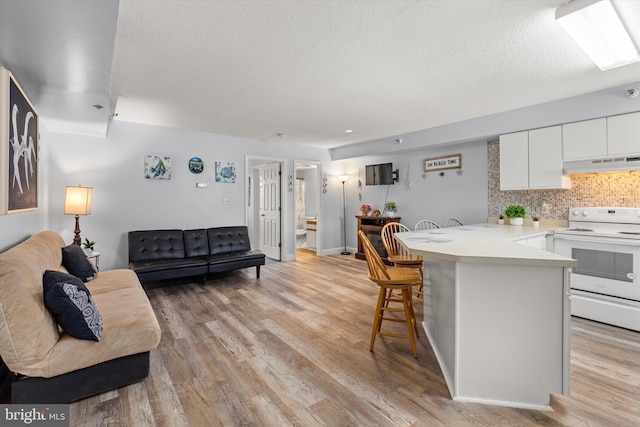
[553,207,640,331]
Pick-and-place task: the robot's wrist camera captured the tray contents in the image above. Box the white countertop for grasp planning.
[396,224,577,267]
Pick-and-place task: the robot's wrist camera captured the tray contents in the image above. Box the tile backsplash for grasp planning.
[488,139,640,219]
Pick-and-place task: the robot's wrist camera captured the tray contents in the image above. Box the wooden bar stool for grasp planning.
[359,230,421,358]
[381,222,424,301]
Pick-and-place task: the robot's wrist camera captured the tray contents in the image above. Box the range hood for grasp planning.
[563,156,640,174]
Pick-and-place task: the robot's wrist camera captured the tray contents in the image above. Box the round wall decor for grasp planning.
[188,157,204,174]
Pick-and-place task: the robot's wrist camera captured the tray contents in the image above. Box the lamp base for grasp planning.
[341,251,351,255]
[73,215,82,246]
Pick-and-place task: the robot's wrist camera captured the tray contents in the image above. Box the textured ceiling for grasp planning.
[2,0,640,150]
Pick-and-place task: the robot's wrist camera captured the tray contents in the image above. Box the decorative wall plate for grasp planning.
[189,157,204,174]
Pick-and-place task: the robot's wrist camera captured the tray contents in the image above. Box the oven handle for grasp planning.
[553,234,640,246]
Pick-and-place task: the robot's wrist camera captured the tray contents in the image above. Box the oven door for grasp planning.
[554,234,640,302]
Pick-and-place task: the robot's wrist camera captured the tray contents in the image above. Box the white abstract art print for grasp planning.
[215,162,236,183]
[145,155,172,180]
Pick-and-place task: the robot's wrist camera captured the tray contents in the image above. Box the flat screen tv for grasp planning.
[365,163,394,185]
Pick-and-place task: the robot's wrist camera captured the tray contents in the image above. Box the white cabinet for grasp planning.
[607,112,640,157]
[562,118,607,161]
[500,131,529,190]
[529,126,570,189]
[500,126,569,190]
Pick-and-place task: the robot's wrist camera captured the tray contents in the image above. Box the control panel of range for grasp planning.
[569,207,640,223]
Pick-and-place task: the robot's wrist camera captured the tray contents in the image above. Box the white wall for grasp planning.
[338,140,488,250]
[0,121,489,269]
[45,121,336,270]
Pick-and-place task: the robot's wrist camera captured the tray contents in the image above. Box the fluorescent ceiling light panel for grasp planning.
[556,0,640,70]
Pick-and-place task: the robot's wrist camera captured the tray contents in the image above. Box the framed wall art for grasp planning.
[424,154,461,173]
[188,157,204,174]
[145,155,172,180]
[0,66,39,214]
[215,162,236,183]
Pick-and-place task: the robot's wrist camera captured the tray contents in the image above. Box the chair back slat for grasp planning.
[444,218,464,227]
[414,219,440,231]
[381,222,412,258]
[358,230,390,281]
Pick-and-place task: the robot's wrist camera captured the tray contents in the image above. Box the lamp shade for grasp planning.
[64,186,92,215]
[339,175,349,183]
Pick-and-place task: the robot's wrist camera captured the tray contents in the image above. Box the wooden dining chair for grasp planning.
[444,218,464,227]
[414,220,440,231]
[359,230,421,357]
[381,222,424,300]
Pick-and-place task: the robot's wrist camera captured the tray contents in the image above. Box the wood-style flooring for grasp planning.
[71,249,640,426]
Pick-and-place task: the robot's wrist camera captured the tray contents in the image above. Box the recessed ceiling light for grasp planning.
[345,129,353,133]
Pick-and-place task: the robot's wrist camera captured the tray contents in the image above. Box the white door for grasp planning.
[258,162,281,260]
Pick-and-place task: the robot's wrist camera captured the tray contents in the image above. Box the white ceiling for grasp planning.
[1,0,640,150]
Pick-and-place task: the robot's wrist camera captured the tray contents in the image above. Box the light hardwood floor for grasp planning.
[71,250,640,426]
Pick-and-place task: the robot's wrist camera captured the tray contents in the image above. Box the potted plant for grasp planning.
[504,204,526,226]
[532,215,540,227]
[498,213,505,225]
[360,204,372,216]
[384,201,397,217]
[83,238,96,256]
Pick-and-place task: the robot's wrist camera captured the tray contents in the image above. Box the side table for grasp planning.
[87,251,100,272]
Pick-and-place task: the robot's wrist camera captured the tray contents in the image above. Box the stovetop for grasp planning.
[555,207,640,239]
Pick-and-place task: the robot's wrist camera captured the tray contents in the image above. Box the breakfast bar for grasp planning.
[396,224,577,410]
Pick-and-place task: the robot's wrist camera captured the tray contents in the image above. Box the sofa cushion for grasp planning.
[207,226,252,254]
[43,270,103,342]
[184,229,209,257]
[128,229,186,262]
[61,244,97,282]
[0,232,63,375]
[129,257,207,274]
[202,250,265,265]
[39,269,161,378]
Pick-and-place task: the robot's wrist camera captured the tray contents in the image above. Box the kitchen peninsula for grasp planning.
[396,224,577,410]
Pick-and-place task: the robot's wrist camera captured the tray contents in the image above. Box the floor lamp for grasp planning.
[339,175,351,255]
[64,185,93,246]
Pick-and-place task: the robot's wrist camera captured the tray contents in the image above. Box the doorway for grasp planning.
[295,160,322,259]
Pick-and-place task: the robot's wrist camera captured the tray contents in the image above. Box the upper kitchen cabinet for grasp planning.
[529,126,570,189]
[500,126,570,190]
[562,118,607,161]
[607,112,640,157]
[500,131,529,190]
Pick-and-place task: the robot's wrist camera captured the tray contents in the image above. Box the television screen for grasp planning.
[365,163,394,185]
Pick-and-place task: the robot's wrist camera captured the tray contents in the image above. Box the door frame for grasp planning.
[294,160,323,260]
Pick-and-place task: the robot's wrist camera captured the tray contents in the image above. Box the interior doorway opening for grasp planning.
[295,160,322,259]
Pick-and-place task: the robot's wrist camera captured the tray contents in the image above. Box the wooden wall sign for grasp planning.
[424,154,461,172]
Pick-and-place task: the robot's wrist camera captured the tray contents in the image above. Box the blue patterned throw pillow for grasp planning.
[43,270,103,341]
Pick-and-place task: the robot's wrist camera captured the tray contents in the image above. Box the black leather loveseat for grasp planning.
[128,226,265,283]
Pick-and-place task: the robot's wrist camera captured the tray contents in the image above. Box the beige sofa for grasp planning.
[0,231,161,403]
